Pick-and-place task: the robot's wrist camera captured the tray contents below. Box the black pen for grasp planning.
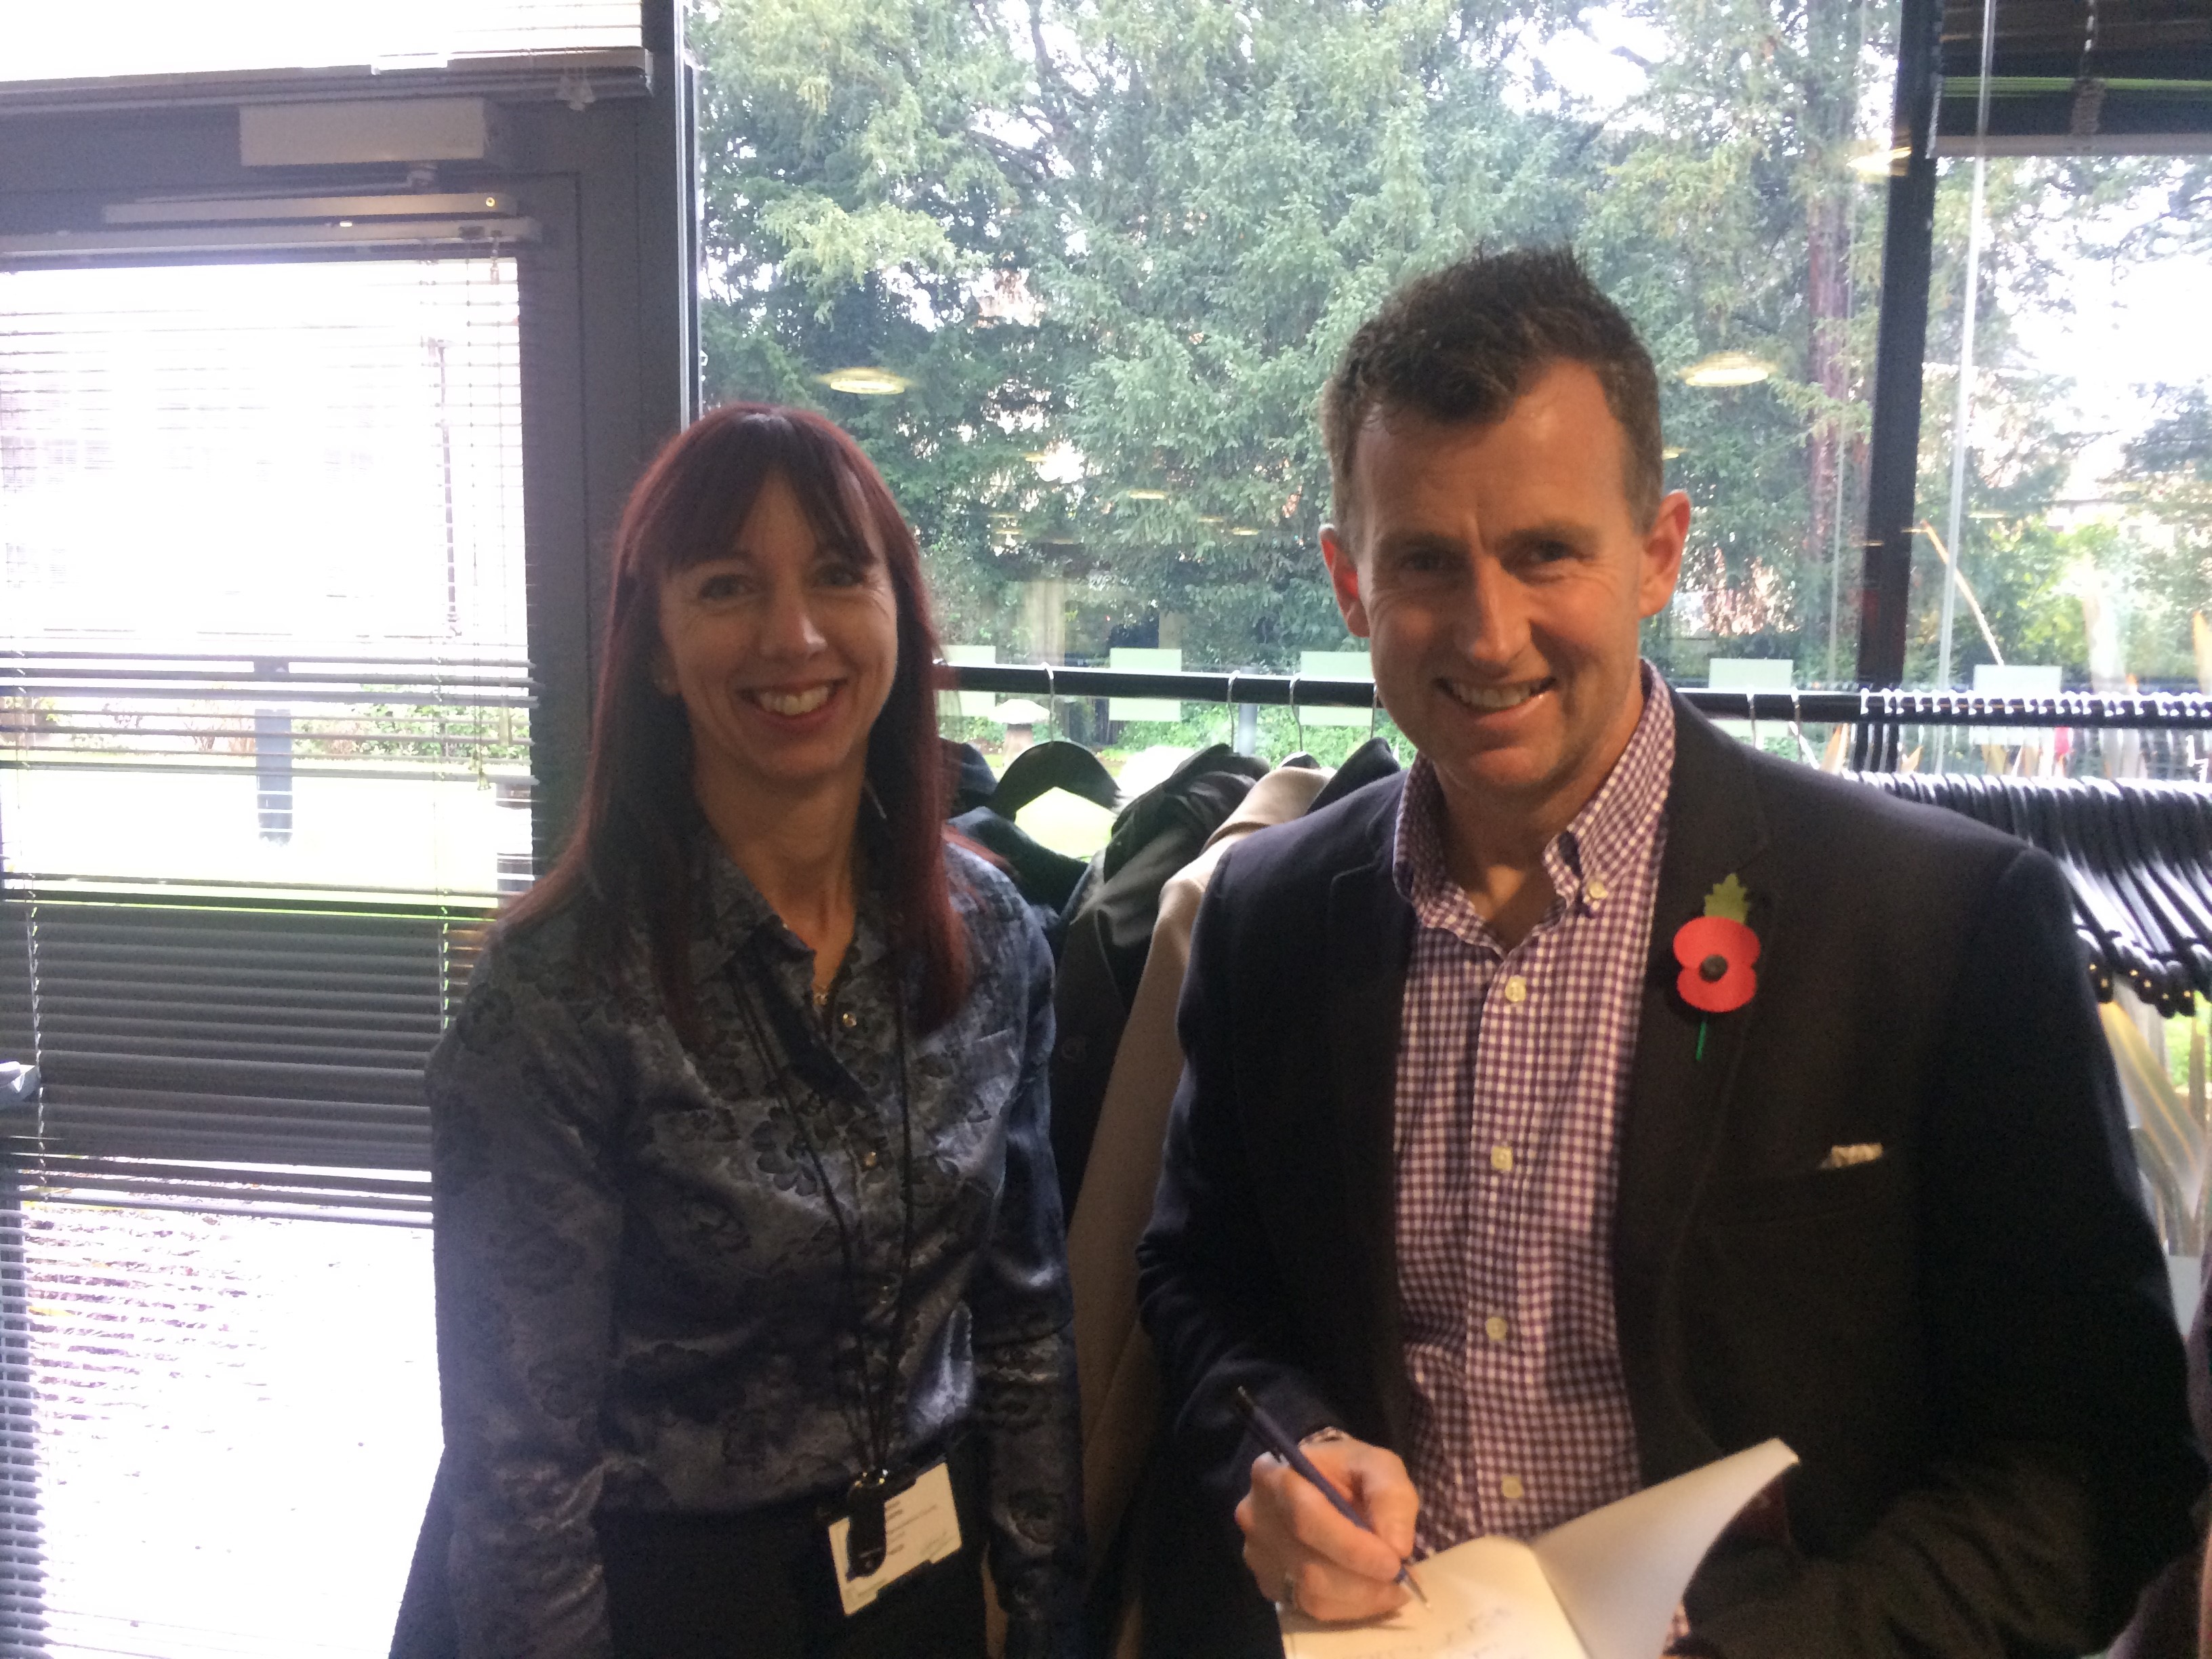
[1231,1385,1427,1607]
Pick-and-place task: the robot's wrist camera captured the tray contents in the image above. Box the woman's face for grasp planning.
[654,470,901,814]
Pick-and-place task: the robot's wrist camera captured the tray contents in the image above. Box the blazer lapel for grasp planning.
[1616,697,1776,1481]
[1322,799,1417,1452]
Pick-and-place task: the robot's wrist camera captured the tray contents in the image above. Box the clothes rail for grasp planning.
[1849,773,2212,1013]
[938,664,2212,731]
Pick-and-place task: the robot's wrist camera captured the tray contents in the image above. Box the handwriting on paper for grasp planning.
[1283,1595,1546,1659]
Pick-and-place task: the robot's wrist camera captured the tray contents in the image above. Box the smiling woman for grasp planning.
[400,405,1084,1659]
[522,405,961,1032]
[653,470,901,975]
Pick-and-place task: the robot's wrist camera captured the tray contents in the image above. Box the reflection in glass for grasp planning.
[693,0,1901,732]
[1907,153,2212,737]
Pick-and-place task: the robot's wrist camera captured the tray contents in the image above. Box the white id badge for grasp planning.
[825,1460,964,1617]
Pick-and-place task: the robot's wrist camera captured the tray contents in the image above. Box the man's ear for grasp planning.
[1637,490,1692,620]
[1319,524,1371,638]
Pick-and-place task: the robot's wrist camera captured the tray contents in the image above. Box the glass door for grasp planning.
[0,251,527,1658]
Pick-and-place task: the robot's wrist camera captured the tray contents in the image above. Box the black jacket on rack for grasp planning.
[1136,693,2201,1659]
[1050,745,1269,1212]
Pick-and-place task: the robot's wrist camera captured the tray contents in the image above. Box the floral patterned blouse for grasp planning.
[428,836,1082,1656]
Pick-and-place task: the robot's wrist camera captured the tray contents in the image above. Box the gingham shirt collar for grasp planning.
[1392,663,1676,941]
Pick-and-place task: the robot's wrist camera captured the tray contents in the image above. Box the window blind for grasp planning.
[1,251,526,1653]
[0,1195,436,1657]
[0,893,485,1181]
[2,258,527,1203]
[0,2,647,85]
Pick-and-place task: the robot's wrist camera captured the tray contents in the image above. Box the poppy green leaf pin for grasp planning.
[1673,874,1761,1057]
[1703,874,1752,924]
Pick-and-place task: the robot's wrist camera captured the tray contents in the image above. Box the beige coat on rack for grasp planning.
[1067,760,1334,1657]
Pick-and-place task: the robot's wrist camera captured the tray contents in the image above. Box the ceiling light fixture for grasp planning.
[1682,352,1774,388]
[819,367,909,396]
[1229,525,1261,537]
[1124,488,1169,501]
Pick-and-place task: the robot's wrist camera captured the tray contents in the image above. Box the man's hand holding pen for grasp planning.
[1236,1427,1422,1622]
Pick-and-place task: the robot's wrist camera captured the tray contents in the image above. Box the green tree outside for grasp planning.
[688,0,2207,700]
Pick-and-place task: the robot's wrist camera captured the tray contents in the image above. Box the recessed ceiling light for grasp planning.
[1682,352,1774,388]
[819,367,910,396]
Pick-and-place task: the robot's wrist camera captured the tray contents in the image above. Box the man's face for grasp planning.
[1320,361,1689,839]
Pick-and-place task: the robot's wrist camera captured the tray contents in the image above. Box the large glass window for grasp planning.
[692,0,1901,750]
[1908,156,2212,704]
[20,1203,434,1658]
[2,253,525,1657]
[1,260,528,901]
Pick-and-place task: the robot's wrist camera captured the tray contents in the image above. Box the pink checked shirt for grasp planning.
[1390,670,1674,1553]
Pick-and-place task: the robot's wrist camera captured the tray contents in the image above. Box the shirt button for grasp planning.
[860,1149,878,1170]
[1490,1144,1515,1174]
[1500,1475,1525,1501]
[1502,975,1528,1004]
[1586,877,1609,901]
[840,1010,857,1030]
[1484,1315,1509,1343]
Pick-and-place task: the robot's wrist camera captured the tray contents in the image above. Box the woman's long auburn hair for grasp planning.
[504,403,967,1035]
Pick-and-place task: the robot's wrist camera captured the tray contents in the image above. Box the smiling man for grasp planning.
[1133,248,2200,1658]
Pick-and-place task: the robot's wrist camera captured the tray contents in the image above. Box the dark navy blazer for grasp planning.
[1137,695,2201,1658]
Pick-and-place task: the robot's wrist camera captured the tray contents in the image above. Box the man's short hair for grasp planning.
[1321,246,1664,535]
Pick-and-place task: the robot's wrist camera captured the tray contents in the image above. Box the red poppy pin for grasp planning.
[1673,875,1759,1057]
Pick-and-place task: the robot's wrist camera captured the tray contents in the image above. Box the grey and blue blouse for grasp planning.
[428,837,1082,1656]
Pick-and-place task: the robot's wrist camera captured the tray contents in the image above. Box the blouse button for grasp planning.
[840,1010,857,1031]
[860,1149,879,1170]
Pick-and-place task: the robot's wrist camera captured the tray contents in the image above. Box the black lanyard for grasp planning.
[730,955,916,1578]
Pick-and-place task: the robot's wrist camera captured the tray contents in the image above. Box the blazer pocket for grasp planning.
[1704,1153,1908,1229]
